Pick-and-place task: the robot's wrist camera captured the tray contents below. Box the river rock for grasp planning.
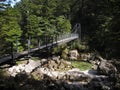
[88,77,112,90]
[8,64,26,76]
[65,70,90,81]
[80,53,91,61]
[52,56,60,61]
[61,48,69,59]
[6,55,119,90]
[69,50,79,60]
[97,59,117,76]
[24,59,41,73]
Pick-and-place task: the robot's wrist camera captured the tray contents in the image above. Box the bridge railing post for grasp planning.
[45,36,47,47]
[38,37,41,48]
[10,42,16,65]
[51,36,54,47]
[28,36,31,59]
[55,35,57,44]
[16,37,18,53]
[15,37,19,60]
[79,23,81,41]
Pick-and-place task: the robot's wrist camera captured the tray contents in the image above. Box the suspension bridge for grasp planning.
[0,23,81,64]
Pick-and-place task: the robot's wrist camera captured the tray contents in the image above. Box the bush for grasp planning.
[70,61,92,71]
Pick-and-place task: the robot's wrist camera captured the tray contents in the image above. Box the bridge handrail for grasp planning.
[0,23,81,64]
[55,33,78,41]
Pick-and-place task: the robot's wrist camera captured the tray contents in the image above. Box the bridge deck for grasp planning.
[0,34,79,64]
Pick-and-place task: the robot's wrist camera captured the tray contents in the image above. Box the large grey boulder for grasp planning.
[8,59,41,76]
[64,69,90,81]
[97,58,117,76]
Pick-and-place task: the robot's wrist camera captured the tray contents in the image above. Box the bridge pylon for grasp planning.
[72,23,81,41]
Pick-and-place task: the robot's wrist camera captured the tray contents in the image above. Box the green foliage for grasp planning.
[0,6,22,54]
[15,0,72,37]
[0,0,73,55]
[61,47,69,59]
[26,15,40,36]
[70,0,120,58]
[0,0,119,59]
[69,40,89,52]
[56,16,71,34]
[70,61,92,71]
[2,23,22,42]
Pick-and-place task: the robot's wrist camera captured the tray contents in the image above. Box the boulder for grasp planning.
[61,48,69,59]
[88,76,112,90]
[31,68,44,80]
[52,56,60,61]
[24,59,41,73]
[114,82,120,90]
[97,59,117,76]
[65,70,90,81]
[110,59,120,73]
[40,59,72,71]
[79,53,95,62]
[69,50,79,60]
[6,56,119,90]
[57,68,91,82]
[8,64,26,77]
[80,53,90,61]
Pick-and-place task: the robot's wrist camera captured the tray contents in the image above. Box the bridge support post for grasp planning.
[16,37,18,53]
[27,36,31,59]
[52,36,54,48]
[38,38,40,48]
[55,35,57,44]
[78,23,81,42]
[45,36,47,47]
[45,36,49,58]
[10,42,16,65]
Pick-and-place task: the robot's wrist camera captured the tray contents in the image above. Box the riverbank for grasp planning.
[0,53,119,90]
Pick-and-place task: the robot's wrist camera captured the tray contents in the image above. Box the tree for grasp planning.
[0,6,22,54]
[58,0,119,58]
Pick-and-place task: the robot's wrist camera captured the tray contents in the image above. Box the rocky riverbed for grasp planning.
[0,54,118,90]
[0,49,120,90]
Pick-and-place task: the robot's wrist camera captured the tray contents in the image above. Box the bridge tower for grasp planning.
[72,23,81,41]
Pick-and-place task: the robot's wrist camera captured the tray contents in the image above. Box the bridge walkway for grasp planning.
[0,33,79,64]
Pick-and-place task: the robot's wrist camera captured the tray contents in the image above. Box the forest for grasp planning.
[0,0,120,90]
[0,0,120,58]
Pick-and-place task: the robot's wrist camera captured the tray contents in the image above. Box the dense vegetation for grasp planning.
[0,0,120,59]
